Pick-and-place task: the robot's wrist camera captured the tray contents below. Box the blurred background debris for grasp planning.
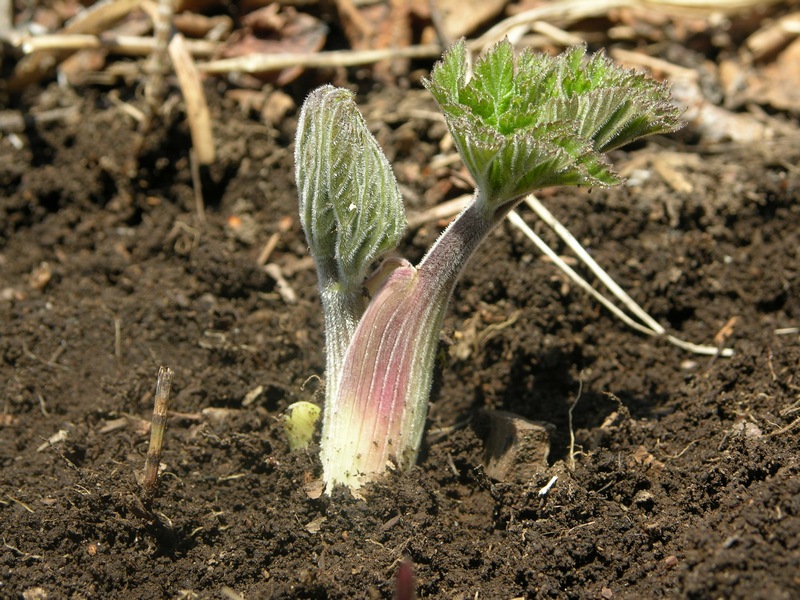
[1,0,797,148]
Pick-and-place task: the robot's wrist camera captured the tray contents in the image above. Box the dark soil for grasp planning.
[2,63,799,599]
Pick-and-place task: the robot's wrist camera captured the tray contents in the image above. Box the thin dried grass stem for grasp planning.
[474,0,785,50]
[169,33,216,166]
[0,0,12,32]
[144,0,174,109]
[506,209,657,339]
[523,195,666,335]
[508,197,734,358]
[474,0,634,49]
[7,32,216,57]
[199,44,441,74]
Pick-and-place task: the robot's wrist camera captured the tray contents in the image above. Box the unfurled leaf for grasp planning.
[424,39,682,213]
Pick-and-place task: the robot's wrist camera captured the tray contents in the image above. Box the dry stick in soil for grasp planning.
[140,7,215,221]
[0,0,11,31]
[148,0,214,222]
[168,33,215,167]
[141,366,173,506]
[0,106,80,134]
[199,44,442,75]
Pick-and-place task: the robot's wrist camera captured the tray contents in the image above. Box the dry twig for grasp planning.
[169,33,215,166]
[474,0,786,50]
[199,44,441,75]
[5,32,217,57]
[141,366,173,504]
[0,0,12,32]
[406,194,471,229]
[142,0,174,111]
[264,263,298,305]
[0,106,80,133]
[745,11,800,60]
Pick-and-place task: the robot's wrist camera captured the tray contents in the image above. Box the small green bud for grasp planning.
[295,85,407,293]
[284,401,321,451]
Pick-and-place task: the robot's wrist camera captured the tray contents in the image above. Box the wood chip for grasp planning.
[303,480,325,499]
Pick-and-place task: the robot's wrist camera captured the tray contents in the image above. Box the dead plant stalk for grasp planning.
[141,366,173,502]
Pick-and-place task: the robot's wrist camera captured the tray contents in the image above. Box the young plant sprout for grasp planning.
[295,39,682,493]
[283,401,322,451]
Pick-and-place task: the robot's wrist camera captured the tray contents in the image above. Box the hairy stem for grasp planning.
[321,192,510,491]
[314,261,362,415]
[418,192,505,289]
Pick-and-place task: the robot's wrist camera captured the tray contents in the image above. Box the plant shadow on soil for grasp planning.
[1,82,799,599]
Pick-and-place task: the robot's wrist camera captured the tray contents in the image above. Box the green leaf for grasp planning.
[423,39,683,213]
[468,40,515,128]
[426,40,469,108]
[295,85,406,291]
